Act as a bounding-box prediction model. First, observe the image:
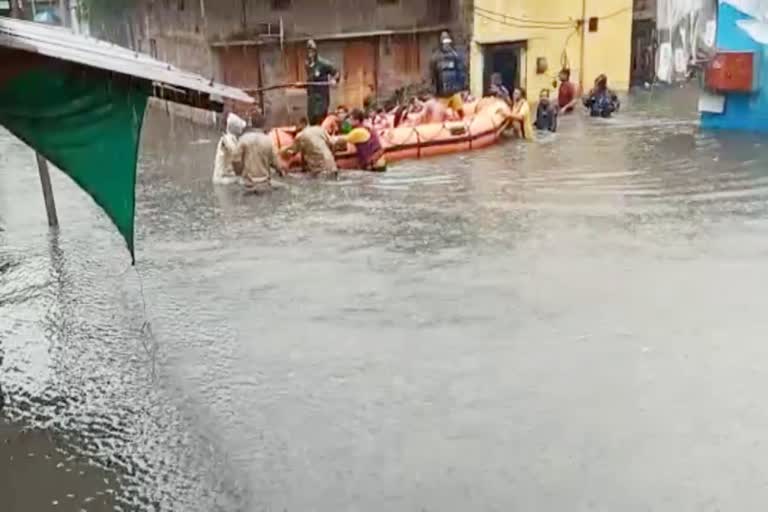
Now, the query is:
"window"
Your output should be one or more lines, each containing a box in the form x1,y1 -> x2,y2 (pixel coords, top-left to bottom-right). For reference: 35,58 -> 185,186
377,0 -> 399,4
271,0 -> 291,10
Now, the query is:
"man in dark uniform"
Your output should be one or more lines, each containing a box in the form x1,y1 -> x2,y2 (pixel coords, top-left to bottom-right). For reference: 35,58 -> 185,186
430,31 -> 467,119
305,39 -> 339,126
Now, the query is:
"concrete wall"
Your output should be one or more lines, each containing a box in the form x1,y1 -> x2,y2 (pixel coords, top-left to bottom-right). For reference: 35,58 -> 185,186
470,0 -> 632,97
582,0 -> 634,92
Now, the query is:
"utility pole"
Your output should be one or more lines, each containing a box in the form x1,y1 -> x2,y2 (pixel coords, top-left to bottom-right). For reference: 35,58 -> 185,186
10,0 -> 60,228
58,0 -> 69,28
69,0 -> 80,34
35,154 -> 59,228
10,0 -> 23,19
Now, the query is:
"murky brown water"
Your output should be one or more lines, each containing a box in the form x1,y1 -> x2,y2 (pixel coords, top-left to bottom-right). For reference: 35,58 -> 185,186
4,87 -> 768,511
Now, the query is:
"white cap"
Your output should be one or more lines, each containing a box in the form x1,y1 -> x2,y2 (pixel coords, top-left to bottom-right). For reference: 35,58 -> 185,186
226,113 -> 247,136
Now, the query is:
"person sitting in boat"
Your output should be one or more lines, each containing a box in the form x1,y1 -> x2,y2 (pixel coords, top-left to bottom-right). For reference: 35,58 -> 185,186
510,88 -> 534,141
461,91 -> 477,103
534,89 -> 558,133
488,73 -> 511,105
393,95 -> 428,127
370,107 -> 391,133
212,113 -> 246,184
281,117 -> 338,176
422,93 -> 449,124
237,111 -> 285,193
321,105 -> 352,136
336,108 -> 387,172
584,74 -> 620,118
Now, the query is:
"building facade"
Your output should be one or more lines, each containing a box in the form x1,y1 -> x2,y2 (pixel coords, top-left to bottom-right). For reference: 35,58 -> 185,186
470,0 -> 633,99
91,0 -> 470,125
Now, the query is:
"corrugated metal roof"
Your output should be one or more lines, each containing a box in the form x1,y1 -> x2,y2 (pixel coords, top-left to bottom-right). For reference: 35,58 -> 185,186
0,16 -> 254,104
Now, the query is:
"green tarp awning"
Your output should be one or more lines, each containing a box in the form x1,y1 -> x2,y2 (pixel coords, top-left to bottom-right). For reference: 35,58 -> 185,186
0,65 -> 150,262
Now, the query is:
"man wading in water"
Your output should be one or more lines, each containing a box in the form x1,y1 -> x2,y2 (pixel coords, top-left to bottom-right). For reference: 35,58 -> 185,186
236,112 -> 285,193
304,40 -> 339,126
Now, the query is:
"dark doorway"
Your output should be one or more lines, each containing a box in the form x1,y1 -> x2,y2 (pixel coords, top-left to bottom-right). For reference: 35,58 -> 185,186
482,43 -> 524,96
631,19 -> 657,85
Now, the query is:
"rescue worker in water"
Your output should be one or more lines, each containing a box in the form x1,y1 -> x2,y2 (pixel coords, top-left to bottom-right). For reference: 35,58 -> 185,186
430,31 -> 467,119
305,39 -> 339,126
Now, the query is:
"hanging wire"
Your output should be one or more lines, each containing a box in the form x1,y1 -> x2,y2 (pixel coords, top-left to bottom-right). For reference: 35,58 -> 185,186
475,11 -> 577,31
475,11 -> 576,30
475,5 -> 631,25
474,6 -> 575,27
560,26 -> 581,70
598,6 -> 632,20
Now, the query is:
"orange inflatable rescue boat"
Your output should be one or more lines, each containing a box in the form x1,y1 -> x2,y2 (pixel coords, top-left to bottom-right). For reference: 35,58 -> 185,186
270,97 -> 513,171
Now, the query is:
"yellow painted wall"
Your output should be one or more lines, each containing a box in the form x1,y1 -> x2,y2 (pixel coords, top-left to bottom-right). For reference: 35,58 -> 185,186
471,0 -> 633,98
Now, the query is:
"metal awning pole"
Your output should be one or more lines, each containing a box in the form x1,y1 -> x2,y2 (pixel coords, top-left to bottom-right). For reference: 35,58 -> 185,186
10,1 -> 59,228
35,153 -> 59,228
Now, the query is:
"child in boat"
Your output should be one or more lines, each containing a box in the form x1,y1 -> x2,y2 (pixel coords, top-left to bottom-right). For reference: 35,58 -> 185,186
213,113 -> 246,184
510,88 -> 534,141
488,73 -> 511,105
422,93 -> 449,124
337,108 -> 387,172
321,105 -> 352,135
370,107 -> 391,133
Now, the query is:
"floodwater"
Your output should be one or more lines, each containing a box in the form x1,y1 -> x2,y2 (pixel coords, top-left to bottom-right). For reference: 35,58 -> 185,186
3,87 -> 768,511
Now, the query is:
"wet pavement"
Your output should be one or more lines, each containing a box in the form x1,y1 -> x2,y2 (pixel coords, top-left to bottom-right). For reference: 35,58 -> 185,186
4,87 -> 768,511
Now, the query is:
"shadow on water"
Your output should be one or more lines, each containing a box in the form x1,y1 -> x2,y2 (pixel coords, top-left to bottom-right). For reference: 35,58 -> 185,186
5,86 -> 768,511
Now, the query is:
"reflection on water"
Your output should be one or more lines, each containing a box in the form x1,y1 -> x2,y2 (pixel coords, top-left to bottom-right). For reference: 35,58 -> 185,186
4,87 -> 768,510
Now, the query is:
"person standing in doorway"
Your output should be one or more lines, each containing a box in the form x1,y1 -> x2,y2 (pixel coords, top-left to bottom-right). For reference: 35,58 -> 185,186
305,39 -> 339,126
557,68 -> 580,114
488,72 -> 511,104
431,31 -> 467,119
